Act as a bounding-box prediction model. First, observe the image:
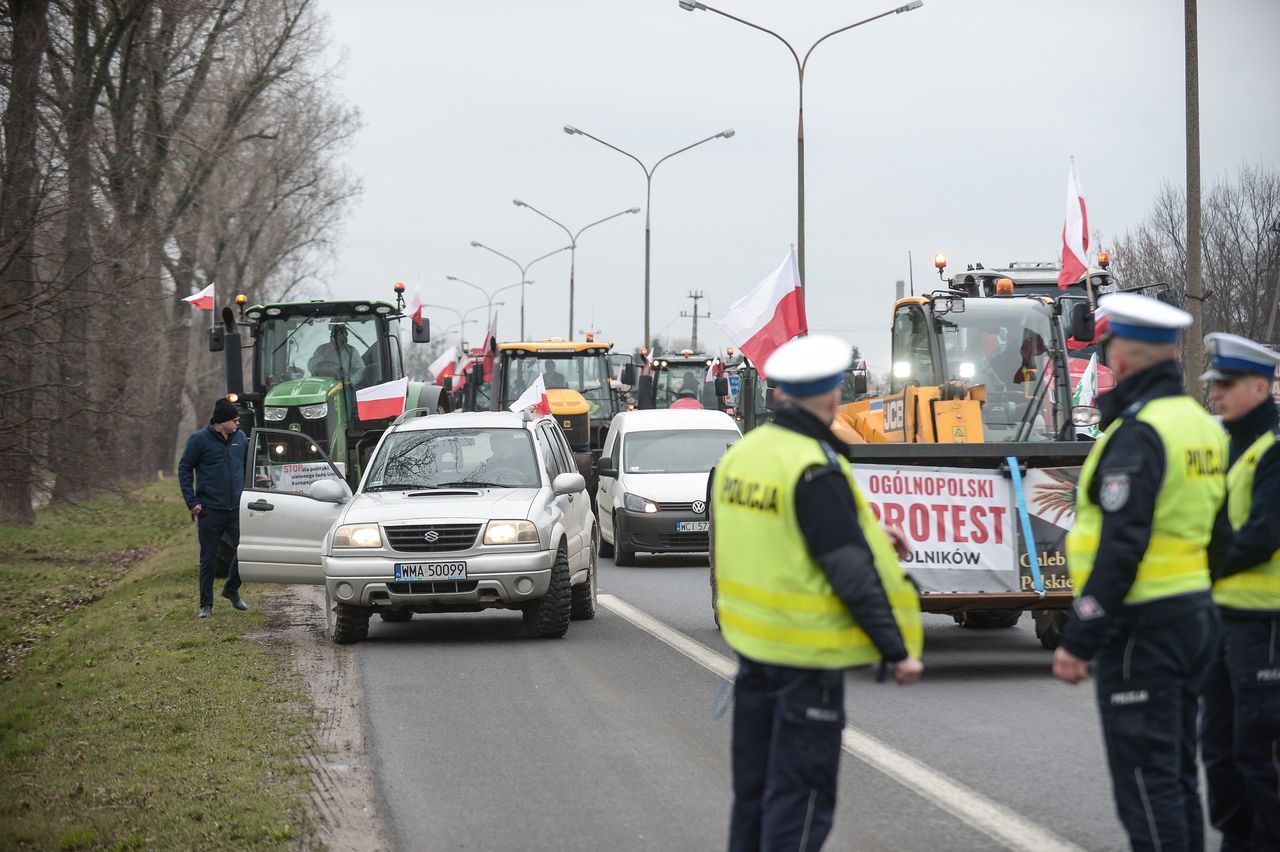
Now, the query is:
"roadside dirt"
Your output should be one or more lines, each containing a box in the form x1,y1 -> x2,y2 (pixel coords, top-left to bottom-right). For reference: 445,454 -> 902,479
255,585 -> 390,851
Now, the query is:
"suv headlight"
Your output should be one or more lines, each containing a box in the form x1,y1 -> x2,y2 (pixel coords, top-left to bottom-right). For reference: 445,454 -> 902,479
263,407 -> 287,421
483,520 -> 539,545
623,492 -> 658,514
333,524 -> 382,548
300,402 -> 328,420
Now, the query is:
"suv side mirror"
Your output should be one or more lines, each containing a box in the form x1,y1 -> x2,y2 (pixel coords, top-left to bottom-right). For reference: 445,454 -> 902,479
310,478 -> 350,503
208,325 -> 225,353
552,472 -> 586,495
1070,303 -> 1096,342
597,457 -> 618,478
411,318 -> 430,344
620,363 -> 637,387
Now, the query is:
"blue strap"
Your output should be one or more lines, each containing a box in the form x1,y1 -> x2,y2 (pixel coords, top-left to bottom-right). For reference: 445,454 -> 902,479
1007,456 -> 1045,596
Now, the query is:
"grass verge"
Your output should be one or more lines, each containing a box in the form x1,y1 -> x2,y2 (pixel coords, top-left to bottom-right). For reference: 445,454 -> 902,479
0,480 -> 313,849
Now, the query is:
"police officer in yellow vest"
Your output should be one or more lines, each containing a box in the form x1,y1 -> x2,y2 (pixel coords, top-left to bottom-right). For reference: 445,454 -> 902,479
713,335 -> 924,852
1199,332 -> 1280,851
1054,292 -> 1226,852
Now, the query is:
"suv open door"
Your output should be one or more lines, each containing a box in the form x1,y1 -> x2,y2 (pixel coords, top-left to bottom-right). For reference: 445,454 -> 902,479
238,428 -> 351,584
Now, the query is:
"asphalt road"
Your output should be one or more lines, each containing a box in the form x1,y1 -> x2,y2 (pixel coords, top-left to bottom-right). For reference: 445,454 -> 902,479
356,553 -> 1223,851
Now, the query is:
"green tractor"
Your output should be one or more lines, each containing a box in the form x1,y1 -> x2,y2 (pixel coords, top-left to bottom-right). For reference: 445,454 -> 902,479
210,288 -> 449,489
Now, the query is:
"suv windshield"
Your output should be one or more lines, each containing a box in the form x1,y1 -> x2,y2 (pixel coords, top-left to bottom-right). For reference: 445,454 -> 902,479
364,428 -> 540,489
260,313 -> 383,390
504,351 -> 613,413
623,429 -> 739,474
935,300 -> 1061,442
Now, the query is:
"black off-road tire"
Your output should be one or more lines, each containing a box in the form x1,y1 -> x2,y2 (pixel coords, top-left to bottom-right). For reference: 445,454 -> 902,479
571,533 -> 598,621
379,609 -> 413,623
958,610 -> 1022,630
1034,609 -> 1068,650
524,548 -> 572,638
613,514 -> 636,567
326,588 -> 370,644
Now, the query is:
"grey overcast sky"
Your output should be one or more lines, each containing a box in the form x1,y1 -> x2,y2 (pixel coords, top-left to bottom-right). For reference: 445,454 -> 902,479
318,0 -> 1280,372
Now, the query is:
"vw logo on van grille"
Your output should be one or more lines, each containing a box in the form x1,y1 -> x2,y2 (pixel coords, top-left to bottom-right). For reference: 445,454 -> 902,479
423,530 -> 440,543
692,500 -> 706,515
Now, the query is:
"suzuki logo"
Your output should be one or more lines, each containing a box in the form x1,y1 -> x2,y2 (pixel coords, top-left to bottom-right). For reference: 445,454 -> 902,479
423,530 -> 440,543
692,500 -> 706,515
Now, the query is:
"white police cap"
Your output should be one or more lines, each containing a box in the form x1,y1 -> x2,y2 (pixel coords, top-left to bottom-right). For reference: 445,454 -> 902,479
1096,291 -> 1191,343
1201,332 -> 1280,381
763,334 -> 853,396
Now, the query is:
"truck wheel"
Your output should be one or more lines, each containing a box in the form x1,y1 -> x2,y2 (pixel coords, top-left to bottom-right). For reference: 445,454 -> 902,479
1034,610 -> 1068,650
326,588 -> 370,644
613,514 -> 636,567
570,535 -> 598,621
958,610 -> 1022,630
379,609 -> 412,623
524,548 -> 571,638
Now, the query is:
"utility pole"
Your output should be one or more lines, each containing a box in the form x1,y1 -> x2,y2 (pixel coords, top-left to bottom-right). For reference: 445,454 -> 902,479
1183,0 -> 1206,389
681,290 -> 711,351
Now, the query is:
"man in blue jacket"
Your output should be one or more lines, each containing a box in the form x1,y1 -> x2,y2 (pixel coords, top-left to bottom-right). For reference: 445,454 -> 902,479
179,398 -> 249,618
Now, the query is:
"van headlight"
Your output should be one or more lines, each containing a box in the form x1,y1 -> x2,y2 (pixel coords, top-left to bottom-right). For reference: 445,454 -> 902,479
263,407 -> 287,421
333,524 -> 382,548
300,402 -> 328,420
623,492 -> 659,514
483,520 -> 539,545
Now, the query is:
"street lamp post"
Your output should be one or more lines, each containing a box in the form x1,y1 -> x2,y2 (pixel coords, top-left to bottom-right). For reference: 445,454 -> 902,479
444,275 -> 523,333
426,303 -> 487,349
511,200 -> 639,339
563,125 -> 734,349
469,242 -> 571,340
678,0 -> 923,289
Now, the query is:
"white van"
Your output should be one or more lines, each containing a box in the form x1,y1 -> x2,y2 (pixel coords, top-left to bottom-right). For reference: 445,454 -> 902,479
595,409 -> 741,566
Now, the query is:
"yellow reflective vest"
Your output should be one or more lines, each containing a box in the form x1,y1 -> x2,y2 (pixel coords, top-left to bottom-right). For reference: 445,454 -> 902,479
1066,396 -> 1226,604
1214,427 -> 1280,610
712,423 -> 923,668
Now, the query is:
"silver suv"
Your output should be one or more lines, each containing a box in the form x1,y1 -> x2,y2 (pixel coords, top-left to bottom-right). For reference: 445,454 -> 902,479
236,411 -> 598,643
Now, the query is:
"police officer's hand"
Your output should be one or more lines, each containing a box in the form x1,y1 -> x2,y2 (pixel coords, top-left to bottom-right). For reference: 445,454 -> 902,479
190,503 -> 203,520
894,657 -> 923,685
883,524 -> 912,560
1052,647 -> 1089,684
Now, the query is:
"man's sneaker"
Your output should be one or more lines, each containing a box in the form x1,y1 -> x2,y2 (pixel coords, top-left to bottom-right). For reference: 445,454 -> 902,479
199,606 -> 213,619
221,590 -> 248,611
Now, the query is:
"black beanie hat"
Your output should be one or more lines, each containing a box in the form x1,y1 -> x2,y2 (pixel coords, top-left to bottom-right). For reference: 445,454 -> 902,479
211,398 -> 240,424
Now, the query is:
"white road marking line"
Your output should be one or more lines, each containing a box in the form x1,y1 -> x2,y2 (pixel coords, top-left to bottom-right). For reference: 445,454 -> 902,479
598,593 -> 1085,852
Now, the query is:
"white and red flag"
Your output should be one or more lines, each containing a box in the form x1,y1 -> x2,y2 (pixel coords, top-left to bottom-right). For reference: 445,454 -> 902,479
715,246 -> 807,375
508,374 -> 551,415
481,310 -> 499,382
427,345 -> 458,384
183,283 -> 215,311
704,358 -> 724,384
356,376 -> 408,421
1057,159 -> 1090,290
404,283 -> 424,330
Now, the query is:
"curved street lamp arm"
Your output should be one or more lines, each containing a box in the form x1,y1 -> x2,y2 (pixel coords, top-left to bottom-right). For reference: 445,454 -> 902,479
526,245 -> 572,274
566,127 -> 652,178
652,132 -> 731,176
515,201 -> 574,244
445,276 -> 491,304
471,242 -> 523,275
801,7 -> 899,71
424,302 -> 464,323
490,281 -> 525,301
697,3 -> 801,76
574,207 -> 640,241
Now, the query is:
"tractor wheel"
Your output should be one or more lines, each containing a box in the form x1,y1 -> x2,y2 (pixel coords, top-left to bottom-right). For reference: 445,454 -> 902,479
1034,610 -> 1069,650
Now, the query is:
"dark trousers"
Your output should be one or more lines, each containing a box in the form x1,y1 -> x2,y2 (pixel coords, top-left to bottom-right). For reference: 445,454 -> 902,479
728,656 -> 845,852
1201,614 -> 1280,852
1093,606 -> 1217,852
197,508 -> 241,608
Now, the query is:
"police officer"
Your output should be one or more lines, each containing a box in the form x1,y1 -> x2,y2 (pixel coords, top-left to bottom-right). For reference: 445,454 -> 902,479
712,335 -> 924,852
1199,333 -> 1280,851
1053,292 -> 1227,852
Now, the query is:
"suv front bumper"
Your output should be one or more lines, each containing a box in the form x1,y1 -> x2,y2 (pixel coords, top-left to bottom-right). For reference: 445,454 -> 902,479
324,549 -> 555,609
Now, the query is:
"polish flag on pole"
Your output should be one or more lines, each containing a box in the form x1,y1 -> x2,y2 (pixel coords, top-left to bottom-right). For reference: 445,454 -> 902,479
1057,159 -> 1090,290
356,376 -> 408,421
427,345 -> 458,384
508,374 -> 551,415
704,358 -> 723,384
481,310 -> 499,382
404,284 -> 424,330
715,246 -> 807,375
183,283 -> 215,311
